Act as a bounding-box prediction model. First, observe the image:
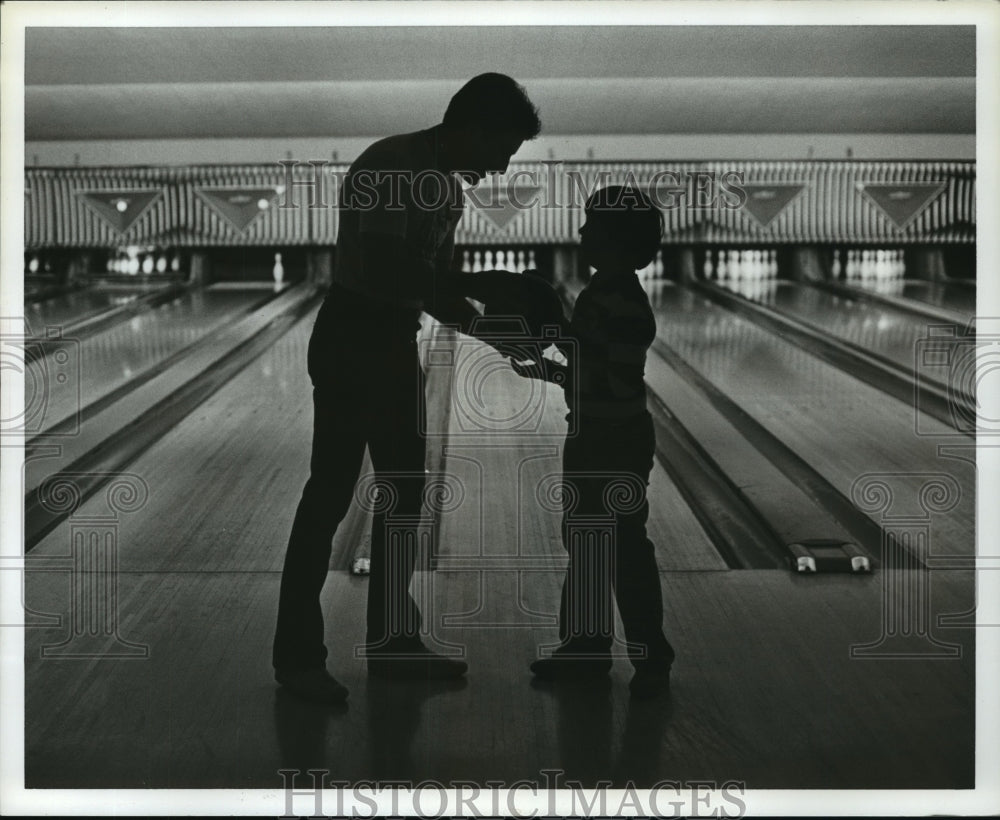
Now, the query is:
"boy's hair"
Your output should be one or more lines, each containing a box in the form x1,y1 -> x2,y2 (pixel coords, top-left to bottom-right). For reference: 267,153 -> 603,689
584,185 -> 664,270
443,73 -> 542,140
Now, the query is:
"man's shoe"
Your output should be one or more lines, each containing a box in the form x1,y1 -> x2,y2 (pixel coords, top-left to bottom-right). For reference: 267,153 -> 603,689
530,650 -> 612,681
367,641 -> 468,681
275,667 -> 349,704
628,663 -> 671,699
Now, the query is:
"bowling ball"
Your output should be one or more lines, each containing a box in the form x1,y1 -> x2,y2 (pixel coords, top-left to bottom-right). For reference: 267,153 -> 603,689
460,269 -> 566,342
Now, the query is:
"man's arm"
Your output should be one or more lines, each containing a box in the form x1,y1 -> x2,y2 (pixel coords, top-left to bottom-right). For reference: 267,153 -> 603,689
420,230 -> 484,333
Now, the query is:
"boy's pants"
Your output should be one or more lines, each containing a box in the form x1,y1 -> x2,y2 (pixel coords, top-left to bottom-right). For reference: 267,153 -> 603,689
272,289 -> 426,671
558,411 -> 675,668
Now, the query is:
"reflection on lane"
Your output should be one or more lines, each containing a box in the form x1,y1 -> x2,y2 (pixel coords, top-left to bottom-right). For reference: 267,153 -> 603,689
27,288 -> 271,433
24,286 -> 166,332
645,280 -> 974,556
899,280 -> 976,319
707,279 -> 963,380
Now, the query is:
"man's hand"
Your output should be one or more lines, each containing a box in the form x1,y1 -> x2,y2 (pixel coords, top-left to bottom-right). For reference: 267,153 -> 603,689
509,356 -> 568,387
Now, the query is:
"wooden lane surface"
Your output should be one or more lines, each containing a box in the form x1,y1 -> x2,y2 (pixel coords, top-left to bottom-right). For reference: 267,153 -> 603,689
22,303 -> 973,791
24,284 -> 153,331
26,287 -> 269,438
765,281 -> 958,375
646,349 -> 859,548
24,567 -> 973,788
649,283 -> 974,558
26,305 -> 372,573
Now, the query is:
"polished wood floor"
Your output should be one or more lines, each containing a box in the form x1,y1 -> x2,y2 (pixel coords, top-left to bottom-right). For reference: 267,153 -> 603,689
23,307 -> 976,790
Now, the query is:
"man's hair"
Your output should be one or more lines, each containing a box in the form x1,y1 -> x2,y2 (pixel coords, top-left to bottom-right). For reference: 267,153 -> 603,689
443,73 -> 542,139
584,185 -> 664,270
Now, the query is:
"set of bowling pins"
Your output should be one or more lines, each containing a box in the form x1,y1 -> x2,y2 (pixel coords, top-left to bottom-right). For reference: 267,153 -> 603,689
835,249 -> 906,283
106,248 -> 181,275
272,252 -> 284,286
704,249 -> 778,283
461,248 -> 536,274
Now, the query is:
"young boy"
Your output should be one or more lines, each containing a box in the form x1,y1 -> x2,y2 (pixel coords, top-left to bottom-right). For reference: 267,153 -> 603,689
512,185 -> 675,699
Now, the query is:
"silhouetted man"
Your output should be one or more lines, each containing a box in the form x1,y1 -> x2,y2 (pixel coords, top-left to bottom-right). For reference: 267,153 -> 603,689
273,73 -> 541,703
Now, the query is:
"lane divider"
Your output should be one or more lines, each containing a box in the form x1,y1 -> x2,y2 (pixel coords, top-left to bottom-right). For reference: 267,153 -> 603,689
644,386 -> 787,569
694,280 -> 973,436
25,283 -> 191,362
27,286 -> 287,443
650,334 -> 907,569
24,287 -> 323,550
811,279 -> 971,329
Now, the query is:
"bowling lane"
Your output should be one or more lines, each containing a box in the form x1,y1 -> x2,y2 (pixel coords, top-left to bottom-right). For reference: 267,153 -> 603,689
731,280 -> 957,377
27,285 -> 275,435
897,280 -> 976,318
27,304 -> 318,571
648,282 -> 974,557
22,295 -> 973,791
24,284 -> 169,332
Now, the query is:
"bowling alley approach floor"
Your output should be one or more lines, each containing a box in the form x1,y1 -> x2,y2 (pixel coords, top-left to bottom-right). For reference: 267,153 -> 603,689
21,303 -> 976,791
23,566 -> 974,789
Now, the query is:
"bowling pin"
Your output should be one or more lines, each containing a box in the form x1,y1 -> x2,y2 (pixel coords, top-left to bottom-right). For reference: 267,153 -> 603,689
654,249 -> 665,279
171,254 -> 181,272
461,250 -> 472,273
273,252 -> 284,286
472,250 -> 483,273
717,250 -> 728,281
142,254 -> 154,274
703,251 -> 714,280
496,249 -> 506,270
484,250 -> 494,271
768,249 -> 778,279
516,250 -> 526,272
527,249 -> 537,270
156,254 -> 167,273
831,249 -> 842,280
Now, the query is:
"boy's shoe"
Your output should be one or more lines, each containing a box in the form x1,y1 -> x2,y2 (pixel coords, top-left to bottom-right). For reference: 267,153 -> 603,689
366,639 -> 468,681
275,667 -> 349,704
530,647 -> 612,680
628,662 -> 671,699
